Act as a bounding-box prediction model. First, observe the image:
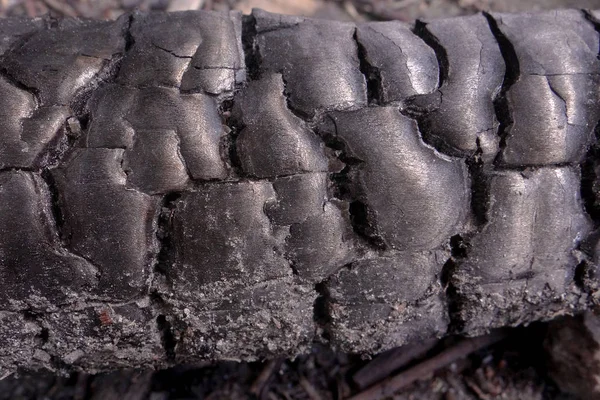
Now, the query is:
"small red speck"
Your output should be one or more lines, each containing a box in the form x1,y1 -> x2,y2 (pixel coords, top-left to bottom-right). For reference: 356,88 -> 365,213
98,309 -> 113,326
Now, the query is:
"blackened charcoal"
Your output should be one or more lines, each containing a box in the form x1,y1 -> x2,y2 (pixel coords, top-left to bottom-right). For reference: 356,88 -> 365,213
267,173 -> 358,282
0,9 -> 597,372
118,10 -> 245,93
0,18 -> 44,55
457,167 -> 592,332
166,182 -> 315,359
0,171 -> 97,309
1,17 -> 127,106
320,107 -> 469,251
409,15 -> 505,160
493,10 -> 600,166
86,84 -> 228,190
355,21 -> 438,103
253,9 -> 367,117
171,181 -> 289,288
0,76 -> 70,169
233,73 -> 329,178
328,252 -> 448,353
53,149 -> 158,301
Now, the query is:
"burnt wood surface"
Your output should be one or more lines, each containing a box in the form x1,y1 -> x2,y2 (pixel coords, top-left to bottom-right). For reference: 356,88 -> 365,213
0,8 -> 599,374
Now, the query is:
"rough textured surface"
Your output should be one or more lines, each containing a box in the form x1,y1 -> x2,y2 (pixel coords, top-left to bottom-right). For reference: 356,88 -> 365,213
86,84 -> 228,185
354,20 -> 439,103
328,252 -> 449,353
456,167 -> 592,333
253,9 -> 367,117
0,8 -> 599,374
407,14 -> 505,160
318,107 -> 469,251
233,73 -> 329,177
117,10 -> 245,94
494,10 -> 600,166
53,148 -> 158,301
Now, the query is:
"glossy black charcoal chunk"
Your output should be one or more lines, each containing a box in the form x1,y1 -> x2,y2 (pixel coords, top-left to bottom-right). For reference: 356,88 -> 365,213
0,9 -> 597,372
494,10 -> 600,165
408,14 -> 505,160
355,21 -> 439,103
53,149 -> 158,301
253,9 -> 367,117
118,10 -> 245,93
320,107 -> 469,251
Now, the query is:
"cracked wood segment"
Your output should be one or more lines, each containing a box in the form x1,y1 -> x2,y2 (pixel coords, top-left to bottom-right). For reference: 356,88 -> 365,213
53,149 -> 158,301
0,78 -> 71,169
265,173 -> 359,283
355,21 -> 438,103
172,181 -> 289,288
0,171 -> 98,309
456,167 -> 592,333
253,9 -> 367,117
166,182 -> 314,360
493,10 -> 600,166
0,17 -> 127,169
319,107 -> 469,251
86,84 -> 228,185
233,73 -> 329,178
172,278 -> 315,362
328,251 -> 449,353
118,10 -> 245,93
0,18 -> 44,55
122,129 -> 189,194
1,17 -> 127,106
407,14 -> 504,160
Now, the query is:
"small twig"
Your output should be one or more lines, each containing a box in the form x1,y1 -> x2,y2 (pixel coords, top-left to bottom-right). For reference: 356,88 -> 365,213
464,377 -> 492,400
43,0 -> 77,17
0,371 -> 13,381
300,376 -> 323,400
347,331 -> 508,400
389,0 -> 421,10
353,338 -> 438,390
250,359 -> 282,398
342,1 -> 361,21
24,0 -> 38,17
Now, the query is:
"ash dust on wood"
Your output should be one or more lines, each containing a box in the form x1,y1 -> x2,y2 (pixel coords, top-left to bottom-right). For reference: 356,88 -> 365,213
0,322 -> 575,399
0,1 -> 598,400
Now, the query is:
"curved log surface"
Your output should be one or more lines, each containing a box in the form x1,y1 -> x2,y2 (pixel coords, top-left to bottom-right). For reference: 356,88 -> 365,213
0,8 -> 599,373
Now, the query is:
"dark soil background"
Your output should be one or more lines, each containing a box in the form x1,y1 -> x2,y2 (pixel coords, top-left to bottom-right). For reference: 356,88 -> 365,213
1,1 -> 600,399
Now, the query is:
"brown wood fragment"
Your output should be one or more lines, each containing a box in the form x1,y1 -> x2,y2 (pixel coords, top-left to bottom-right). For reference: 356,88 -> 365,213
43,0 -> 77,16
250,359 -> 281,398
299,376 -> 323,400
352,338 -> 438,390
348,331 -> 507,400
